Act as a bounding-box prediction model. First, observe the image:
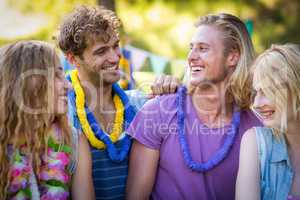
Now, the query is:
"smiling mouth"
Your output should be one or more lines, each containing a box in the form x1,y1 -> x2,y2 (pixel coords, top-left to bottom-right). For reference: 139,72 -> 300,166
258,110 -> 275,120
191,66 -> 205,73
103,65 -> 118,71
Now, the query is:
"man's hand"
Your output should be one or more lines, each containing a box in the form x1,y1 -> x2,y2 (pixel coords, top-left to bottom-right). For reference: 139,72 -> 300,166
148,75 -> 181,98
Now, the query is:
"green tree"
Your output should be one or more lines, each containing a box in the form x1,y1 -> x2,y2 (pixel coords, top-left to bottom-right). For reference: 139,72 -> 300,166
98,0 -> 116,11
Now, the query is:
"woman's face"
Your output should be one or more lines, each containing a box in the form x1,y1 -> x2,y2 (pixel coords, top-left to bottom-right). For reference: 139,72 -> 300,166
53,65 -> 70,115
252,87 -> 281,128
252,81 -> 295,131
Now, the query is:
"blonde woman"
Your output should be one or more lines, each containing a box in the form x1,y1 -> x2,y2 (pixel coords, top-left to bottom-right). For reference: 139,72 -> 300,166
236,44 -> 300,200
0,41 -> 94,200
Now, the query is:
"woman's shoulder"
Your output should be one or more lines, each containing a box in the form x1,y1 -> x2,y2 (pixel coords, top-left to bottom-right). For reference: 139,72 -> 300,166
254,127 -> 274,143
242,127 -> 273,145
251,127 -> 277,161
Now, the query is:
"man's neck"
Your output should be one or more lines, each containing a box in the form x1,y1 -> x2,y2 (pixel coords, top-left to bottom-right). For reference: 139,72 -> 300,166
191,82 -> 233,127
77,71 -> 114,112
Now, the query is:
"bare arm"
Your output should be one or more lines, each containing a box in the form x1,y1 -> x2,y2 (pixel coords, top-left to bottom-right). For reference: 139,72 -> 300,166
235,128 -> 260,200
72,134 -> 95,200
126,140 -> 160,200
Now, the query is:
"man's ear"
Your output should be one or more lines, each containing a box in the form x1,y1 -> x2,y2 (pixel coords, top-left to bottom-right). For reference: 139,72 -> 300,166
66,53 -> 80,67
226,49 -> 240,68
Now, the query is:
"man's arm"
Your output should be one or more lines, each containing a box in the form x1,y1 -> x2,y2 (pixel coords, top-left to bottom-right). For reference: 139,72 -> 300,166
72,134 -> 95,200
126,140 -> 160,200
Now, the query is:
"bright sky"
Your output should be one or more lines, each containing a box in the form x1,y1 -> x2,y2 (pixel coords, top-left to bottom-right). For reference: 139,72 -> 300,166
0,0 -> 48,39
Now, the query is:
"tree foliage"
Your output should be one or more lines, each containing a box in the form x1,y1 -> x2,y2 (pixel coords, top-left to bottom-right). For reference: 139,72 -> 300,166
1,0 -> 299,57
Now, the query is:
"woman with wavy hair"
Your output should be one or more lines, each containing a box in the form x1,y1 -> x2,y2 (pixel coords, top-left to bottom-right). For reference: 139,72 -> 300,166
236,44 -> 300,200
0,40 -> 94,200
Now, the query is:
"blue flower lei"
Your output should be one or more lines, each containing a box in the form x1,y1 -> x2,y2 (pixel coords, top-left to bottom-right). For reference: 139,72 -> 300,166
176,86 -> 241,172
68,80 -> 136,163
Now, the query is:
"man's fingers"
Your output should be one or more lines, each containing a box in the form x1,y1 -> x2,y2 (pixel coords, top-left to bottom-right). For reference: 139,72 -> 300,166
169,77 -> 181,93
151,75 -> 163,95
162,75 -> 172,94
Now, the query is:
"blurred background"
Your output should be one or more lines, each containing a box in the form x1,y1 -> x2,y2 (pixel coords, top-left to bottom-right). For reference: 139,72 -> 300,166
1,0 -> 299,90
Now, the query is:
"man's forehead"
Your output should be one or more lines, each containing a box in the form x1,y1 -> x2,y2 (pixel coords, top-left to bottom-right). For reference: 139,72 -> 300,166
87,34 -> 119,48
191,25 -> 222,45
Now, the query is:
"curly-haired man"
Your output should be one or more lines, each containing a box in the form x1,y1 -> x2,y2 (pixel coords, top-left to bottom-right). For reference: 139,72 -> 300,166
58,5 -> 179,200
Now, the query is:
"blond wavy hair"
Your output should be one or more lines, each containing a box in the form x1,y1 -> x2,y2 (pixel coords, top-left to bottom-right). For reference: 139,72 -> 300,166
188,13 -> 255,109
0,41 -> 71,199
252,44 -> 300,136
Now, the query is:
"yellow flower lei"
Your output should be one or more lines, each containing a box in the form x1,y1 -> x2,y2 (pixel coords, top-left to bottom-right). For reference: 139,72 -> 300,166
70,70 -> 124,149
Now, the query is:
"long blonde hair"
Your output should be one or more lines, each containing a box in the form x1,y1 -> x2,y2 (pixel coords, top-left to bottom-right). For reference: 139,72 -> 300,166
252,44 -> 300,136
0,40 -> 71,199
191,13 -> 255,109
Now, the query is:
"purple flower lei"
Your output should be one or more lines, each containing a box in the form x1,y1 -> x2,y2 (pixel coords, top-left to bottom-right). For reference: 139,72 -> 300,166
176,86 -> 241,172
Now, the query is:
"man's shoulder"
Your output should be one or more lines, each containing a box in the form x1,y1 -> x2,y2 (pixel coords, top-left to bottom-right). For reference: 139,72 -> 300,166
125,89 -> 145,100
125,89 -> 147,110
240,109 -> 262,127
137,93 -> 178,115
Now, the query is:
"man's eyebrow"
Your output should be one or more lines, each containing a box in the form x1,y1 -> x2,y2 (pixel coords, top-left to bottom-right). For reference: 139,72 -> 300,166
93,46 -> 108,55
196,42 -> 209,46
190,42 -> 209,47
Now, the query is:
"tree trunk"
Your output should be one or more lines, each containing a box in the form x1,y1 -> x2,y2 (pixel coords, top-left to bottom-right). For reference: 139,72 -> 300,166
97,0 -> 116,11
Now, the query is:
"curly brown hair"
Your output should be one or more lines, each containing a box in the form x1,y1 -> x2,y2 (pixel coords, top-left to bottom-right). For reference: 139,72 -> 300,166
58,5 -> 121,57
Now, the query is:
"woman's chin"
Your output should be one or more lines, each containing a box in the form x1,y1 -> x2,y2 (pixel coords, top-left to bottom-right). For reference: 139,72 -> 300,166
54,106 -> 68,115
262,119 -> 279,129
